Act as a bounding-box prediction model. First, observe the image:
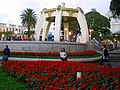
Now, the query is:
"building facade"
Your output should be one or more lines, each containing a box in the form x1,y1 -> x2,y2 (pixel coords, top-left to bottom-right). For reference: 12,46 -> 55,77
0,23 -> 27,34
0,23 -> 27,40
106,11 -> 120,33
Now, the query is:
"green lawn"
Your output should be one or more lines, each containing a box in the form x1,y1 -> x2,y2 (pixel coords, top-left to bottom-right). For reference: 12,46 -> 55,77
0,65 -> 27,90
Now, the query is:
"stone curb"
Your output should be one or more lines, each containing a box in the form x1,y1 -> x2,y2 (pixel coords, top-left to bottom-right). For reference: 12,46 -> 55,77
0,56 -> 102,62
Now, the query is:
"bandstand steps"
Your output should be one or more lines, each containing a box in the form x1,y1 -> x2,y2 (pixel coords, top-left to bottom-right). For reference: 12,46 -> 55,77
109,51 -> 120,62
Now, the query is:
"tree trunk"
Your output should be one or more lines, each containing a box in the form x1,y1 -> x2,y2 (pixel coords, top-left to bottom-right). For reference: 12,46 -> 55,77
28,27 -> 30,38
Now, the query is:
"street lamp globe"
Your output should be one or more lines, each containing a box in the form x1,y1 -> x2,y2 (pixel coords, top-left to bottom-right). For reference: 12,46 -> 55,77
2,34 -> 5,37
68,31 -> 72,36
89,28 -> 94,41
14,30 -> 18,34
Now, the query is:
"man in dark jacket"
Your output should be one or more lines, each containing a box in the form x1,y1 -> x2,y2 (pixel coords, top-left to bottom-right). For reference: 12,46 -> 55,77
2,45 -> 10,62
100,45 -> 112,68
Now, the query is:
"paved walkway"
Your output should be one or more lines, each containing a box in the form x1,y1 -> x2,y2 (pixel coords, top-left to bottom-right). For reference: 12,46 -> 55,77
90,61 -> 120,68
0,56 -> 101,62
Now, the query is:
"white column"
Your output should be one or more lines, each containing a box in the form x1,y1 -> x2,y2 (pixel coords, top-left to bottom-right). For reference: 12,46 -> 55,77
76,8 -> 89,43
42,22 -> 51,41
54,5 -> 62,42
64,23 -> 69,41
35,9 -> 47,41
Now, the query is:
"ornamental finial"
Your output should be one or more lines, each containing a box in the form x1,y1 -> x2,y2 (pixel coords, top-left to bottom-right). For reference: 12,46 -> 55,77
62,3 -> 65,8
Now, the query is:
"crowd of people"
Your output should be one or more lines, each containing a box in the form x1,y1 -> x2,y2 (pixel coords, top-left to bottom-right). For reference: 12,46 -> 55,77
7,36 -> 26,41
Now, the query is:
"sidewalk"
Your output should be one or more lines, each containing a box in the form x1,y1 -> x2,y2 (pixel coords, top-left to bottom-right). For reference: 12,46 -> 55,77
0,56 -> 102,62
0,56 -> 120,68
90,61 -> 120,68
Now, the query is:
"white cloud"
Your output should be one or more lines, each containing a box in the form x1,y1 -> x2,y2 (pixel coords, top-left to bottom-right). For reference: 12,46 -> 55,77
0,0 -> 111,25
0,0 -> 24,25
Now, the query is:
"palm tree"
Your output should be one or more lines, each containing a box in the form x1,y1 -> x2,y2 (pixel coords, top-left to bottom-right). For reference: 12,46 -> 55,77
20,8 -> 38,38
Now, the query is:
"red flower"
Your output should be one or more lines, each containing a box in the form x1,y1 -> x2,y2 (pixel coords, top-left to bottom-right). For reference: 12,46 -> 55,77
80,84 -> 87,89
1,60 -> 120,89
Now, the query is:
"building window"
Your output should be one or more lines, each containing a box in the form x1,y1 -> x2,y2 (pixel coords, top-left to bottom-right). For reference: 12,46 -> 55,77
13,28 -> 14,32
19,29 -> 20,33
7,28 -> 8,31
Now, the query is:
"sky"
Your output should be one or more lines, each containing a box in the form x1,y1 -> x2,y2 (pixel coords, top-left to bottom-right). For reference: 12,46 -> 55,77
0,0 -> 111,25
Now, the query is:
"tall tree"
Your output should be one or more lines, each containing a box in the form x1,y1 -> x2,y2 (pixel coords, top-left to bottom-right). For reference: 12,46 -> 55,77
85,11 -> 111,41
20,8 -> 37,38
110,0 -> 120,17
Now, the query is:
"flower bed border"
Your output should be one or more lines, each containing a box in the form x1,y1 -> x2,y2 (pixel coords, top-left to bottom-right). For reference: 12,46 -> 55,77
0,50 -> 97,56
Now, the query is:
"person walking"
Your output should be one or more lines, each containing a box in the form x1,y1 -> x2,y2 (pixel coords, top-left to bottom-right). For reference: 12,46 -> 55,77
100,45 -> 112,68
60,48 -> 67,61
2,45 -> 10,62
114,40 -> 118,51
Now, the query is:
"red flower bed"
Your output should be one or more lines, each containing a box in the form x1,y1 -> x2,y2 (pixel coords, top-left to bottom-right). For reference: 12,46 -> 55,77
2,60 -> 120,89
0,50 -> 96,56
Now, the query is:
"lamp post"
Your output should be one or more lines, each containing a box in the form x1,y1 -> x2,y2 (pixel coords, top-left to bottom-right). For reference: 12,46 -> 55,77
14,30 -> 18,35
73,35 -> 76,42
64,27 -> 67,41
14,30 -> 18,40
68,31 -> 72,42
68,31 -> 72,36
2,34 -> 5,41
89,29 -> 93,42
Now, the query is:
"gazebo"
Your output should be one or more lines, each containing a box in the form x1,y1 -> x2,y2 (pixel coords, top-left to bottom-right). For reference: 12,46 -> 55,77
35,3 -> 89,43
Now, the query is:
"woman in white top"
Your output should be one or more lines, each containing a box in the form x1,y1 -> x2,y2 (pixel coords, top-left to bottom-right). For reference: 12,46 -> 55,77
60,48 -> 67,61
